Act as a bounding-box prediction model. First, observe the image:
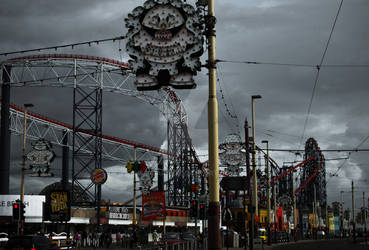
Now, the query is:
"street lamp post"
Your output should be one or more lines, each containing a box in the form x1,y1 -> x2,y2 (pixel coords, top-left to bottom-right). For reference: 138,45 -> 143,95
133,147 -> 137,241
20,103 -> 33,235
340,191 -> 344,237
251,95 -> 261,232
207,0 -> 221,249
262,140 -> 271,245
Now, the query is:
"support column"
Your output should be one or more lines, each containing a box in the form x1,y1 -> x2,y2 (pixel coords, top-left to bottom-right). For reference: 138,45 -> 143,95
207,0 -> 220,248
0,65 -> 11,194
62,130 -> 69,190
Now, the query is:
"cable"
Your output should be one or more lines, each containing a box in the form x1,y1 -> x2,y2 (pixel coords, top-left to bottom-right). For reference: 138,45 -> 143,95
258,148 -> 369,152
0,35 -> 126,57
299,0 -> 344,147
216,65 -> 240,134
217,59 -> 369,68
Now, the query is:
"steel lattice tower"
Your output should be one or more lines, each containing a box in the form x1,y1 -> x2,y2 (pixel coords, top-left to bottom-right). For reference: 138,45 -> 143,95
72,62 -> 103,209
167,121 -> 200,207
297,138 -> 326,211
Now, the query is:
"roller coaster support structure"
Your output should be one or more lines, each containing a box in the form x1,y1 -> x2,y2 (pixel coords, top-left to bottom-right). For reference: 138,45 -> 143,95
0,65 -> 11,194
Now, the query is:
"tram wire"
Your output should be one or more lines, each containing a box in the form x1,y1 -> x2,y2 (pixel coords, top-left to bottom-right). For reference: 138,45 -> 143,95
298,0 -> 344,150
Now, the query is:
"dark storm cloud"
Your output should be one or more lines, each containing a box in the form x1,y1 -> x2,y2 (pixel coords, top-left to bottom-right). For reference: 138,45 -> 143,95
1,0 -> 369,207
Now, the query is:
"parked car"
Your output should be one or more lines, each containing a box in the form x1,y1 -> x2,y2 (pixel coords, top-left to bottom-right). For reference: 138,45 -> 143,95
181,232 -> 196,242
160,232 -> 183,245
257,228 -> 266,242
5,234 -> 58,250
47,232 -> 72,250
0,232 -> 9,247
272,231 -> 289,243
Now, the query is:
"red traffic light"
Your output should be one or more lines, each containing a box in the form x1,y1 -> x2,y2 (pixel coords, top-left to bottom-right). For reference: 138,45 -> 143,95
200,204 -> 204,208
14,204 -> 18,209
192,201 -> 197,206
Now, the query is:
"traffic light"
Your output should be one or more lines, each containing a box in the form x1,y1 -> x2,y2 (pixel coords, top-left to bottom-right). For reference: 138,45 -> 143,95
20,202 -> 26,220
12,200 -> 20,221
199,203 -> 206,220
190,200 -> 198,218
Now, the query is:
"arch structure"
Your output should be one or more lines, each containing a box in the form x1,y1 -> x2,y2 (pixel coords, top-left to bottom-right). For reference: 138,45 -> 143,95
297,138 -> 326,211
0,54 -> 202,206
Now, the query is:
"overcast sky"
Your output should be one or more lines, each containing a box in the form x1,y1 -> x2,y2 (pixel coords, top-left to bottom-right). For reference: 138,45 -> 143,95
1,0 -> 369,211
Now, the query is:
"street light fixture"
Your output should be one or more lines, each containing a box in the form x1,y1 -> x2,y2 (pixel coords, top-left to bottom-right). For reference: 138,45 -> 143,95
20,103 -> 33,235
261,140 -> 271,245
251,95 -> 262,227
340,191 -> 344,236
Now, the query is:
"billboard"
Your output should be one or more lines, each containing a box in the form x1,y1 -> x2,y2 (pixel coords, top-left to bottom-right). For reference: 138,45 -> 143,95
0,195 -> 45,217
142,191 -> 165,220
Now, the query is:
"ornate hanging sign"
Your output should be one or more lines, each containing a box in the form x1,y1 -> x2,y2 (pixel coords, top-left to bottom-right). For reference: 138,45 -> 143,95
125,0 -> 204,90
26,139 -> 55,177
138,167 -> 155,194
219,134 -> 246,176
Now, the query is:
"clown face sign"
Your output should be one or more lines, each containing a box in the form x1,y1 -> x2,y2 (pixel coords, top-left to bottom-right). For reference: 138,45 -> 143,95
125,0 -> 204,90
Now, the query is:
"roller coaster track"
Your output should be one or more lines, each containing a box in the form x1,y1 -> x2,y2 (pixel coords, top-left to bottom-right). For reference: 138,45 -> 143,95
2,100 -> 168,162
1,54 -> 202,205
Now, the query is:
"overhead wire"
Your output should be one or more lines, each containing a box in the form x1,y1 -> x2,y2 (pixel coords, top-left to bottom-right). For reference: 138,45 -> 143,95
216,64 -> 240,135
299,0 -> 344,147
216,60 -> 369,68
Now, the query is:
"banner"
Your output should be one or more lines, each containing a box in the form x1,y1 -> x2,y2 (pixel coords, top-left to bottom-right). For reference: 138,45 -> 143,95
142,191 -> 165,220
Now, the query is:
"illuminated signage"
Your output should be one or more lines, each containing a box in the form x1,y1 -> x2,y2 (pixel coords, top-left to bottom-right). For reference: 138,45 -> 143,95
91,168 -> 108,185
45,190 -> 71,222
142,191 -> 165,220
125,0 -> 204,90
26,139 -> 55,177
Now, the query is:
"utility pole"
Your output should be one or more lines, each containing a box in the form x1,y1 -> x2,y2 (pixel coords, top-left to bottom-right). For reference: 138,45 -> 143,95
206,0 -> 221,248
352,180 -> 356,243
364,192 -> 367,244
313,184 -> 316,239
133,147 -> 137,227
292,170 -> 297,241
262,140 -> 271,245
326,204 -> 328,239
20,103 -> 33,235
273,184 -> 277,243
340,191 -> 344,238
245,120 -> 253,250
251,95 -> 261,221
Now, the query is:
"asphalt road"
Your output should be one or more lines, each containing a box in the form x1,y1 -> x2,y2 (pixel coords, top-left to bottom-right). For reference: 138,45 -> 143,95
269,239 -> 369,250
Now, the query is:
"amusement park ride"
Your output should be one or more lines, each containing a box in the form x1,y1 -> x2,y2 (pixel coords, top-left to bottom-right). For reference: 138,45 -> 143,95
0,0 -> 328,243
0,53 -> 327,224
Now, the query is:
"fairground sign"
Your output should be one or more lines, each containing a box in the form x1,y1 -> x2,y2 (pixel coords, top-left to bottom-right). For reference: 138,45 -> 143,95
125,0 -> 204,90
142,191 -> 165,220
44,190 -> 71,222
26,139 -> 55,177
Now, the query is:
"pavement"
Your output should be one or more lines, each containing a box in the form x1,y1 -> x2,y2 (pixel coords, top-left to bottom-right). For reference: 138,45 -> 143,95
76,239 -> 369,250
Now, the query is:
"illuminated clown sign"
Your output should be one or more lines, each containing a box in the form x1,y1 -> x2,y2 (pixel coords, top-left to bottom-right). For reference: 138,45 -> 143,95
125,0 -> 204,90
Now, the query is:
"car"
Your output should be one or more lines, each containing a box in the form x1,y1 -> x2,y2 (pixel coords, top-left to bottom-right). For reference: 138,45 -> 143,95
5,234 -> 58,250
257,228 -> 266,242
181,232 -> 197,242
160,232 -> 183,245
47,232 -> 72,250
275,231 -> 289,243
181,232 -> 196,241
0,232 -> 9,247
